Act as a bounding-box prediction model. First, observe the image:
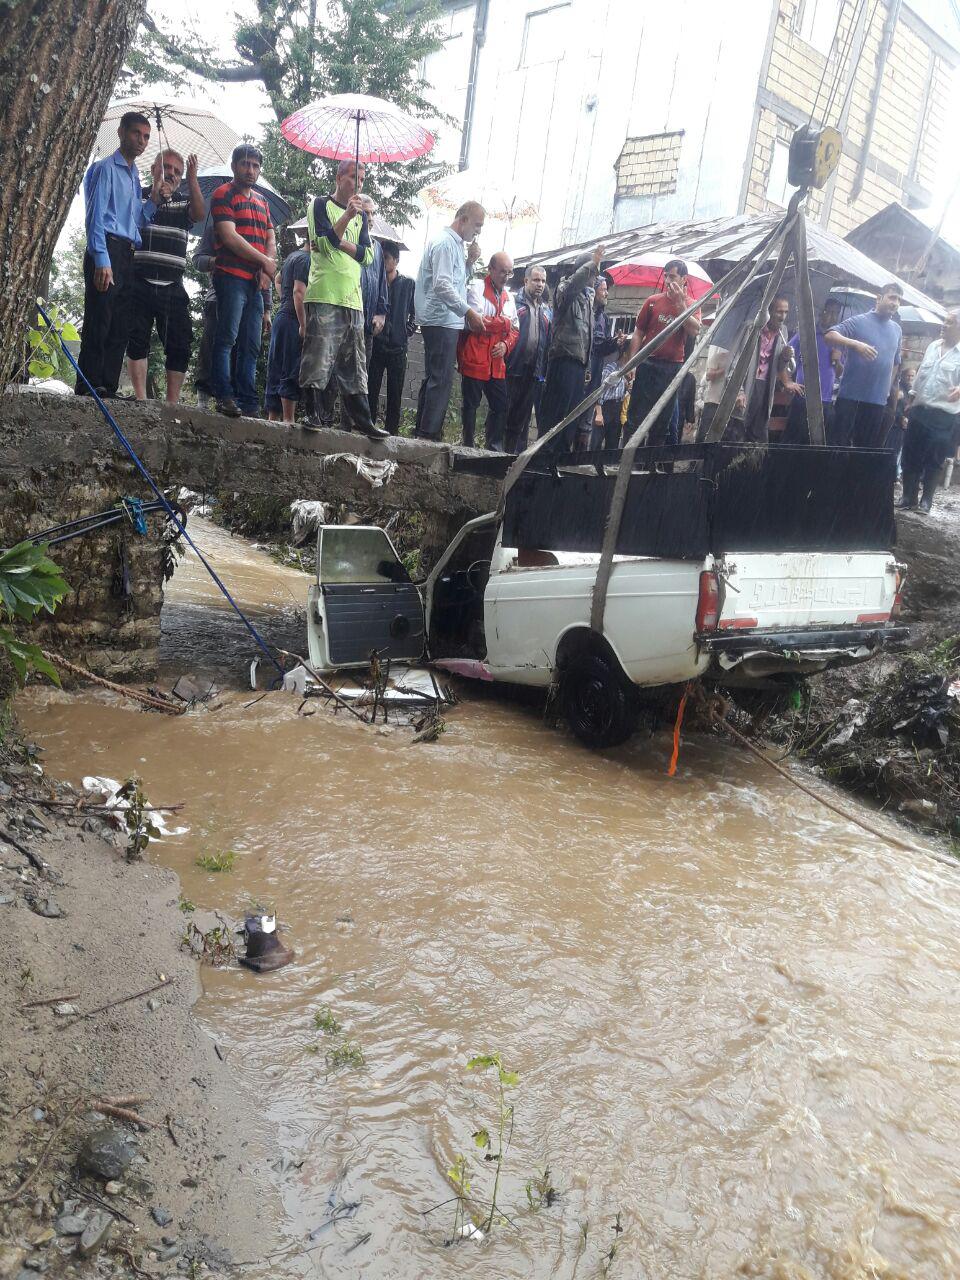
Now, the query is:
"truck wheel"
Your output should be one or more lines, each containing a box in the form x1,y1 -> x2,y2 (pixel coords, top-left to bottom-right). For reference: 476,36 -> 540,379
561,654 -> 637,749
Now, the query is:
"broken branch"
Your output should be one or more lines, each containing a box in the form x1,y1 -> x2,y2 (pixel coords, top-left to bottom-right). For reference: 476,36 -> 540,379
63,977 -> 174,1028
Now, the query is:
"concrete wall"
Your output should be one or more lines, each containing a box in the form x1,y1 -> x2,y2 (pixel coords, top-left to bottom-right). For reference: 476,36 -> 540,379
0,390 -> 501,679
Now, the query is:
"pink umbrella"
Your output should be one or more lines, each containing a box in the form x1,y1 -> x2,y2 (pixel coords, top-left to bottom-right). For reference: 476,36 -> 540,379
280,93 -> 434,183
607,251 -> 713,301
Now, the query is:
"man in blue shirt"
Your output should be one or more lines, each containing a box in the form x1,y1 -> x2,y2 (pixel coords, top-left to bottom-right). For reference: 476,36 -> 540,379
825,284 -> 903,448
76,111 -> 170,399
414,201 -> 486,440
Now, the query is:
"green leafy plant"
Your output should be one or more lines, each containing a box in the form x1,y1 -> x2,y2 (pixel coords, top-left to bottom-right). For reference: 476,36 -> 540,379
0,541 -> 68,686
26,304 -> 79,382
464,1053 -> 519,1233
117,777 -> 162,862
525,1165 -> 558,1211
195,849 -> 237,873
445,1153 -> 473,1243
180,920 -> 237,966
178,896 -> 195,913
313,1005 -> 342,1035
326,1040 -> 364,1070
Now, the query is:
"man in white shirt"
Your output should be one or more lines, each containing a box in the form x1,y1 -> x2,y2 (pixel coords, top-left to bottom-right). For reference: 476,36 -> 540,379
900,309 -> 960,513
414,201 -> 486,440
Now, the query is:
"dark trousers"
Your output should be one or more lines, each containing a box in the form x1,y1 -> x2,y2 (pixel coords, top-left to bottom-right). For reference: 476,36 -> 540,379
461,375 -> 509,450
505,367 -> 543,454
902,405 -> 957,474
415,326 -> 460,440
832,398 -> 887,449
781,395 -> 835,444
76,237 -> 135,396
627,360 -> 681,445
696,400 -> 746,442
368,344 -> 407,434
590,399 -> 623,451
539,356 -> 587,450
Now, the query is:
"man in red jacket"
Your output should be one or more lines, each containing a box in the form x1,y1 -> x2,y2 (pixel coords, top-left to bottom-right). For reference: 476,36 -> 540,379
458,251 -> 519,450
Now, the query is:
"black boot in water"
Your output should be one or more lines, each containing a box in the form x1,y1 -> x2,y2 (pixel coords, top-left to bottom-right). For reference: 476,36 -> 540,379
898,472 -> 920,509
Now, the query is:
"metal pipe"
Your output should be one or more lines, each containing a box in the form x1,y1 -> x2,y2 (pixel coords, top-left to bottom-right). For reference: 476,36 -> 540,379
459,0 -> 490,172
850,0 -> 902,202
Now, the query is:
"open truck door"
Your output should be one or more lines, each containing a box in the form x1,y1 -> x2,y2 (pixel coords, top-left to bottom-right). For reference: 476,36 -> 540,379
307,525 -> 424,673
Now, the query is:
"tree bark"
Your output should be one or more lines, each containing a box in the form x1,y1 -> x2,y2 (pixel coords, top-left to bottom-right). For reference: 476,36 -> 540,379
0,0 -> 145,388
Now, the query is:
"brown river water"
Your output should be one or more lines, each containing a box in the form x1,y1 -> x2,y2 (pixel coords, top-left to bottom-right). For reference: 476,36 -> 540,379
16,519 -> 960,1279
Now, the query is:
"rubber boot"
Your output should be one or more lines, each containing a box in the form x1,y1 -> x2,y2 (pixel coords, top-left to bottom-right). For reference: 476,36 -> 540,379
898,471 -> 920,510
342,392 -> 389,439
919,466 -> 939,514
240,913 -> 294,973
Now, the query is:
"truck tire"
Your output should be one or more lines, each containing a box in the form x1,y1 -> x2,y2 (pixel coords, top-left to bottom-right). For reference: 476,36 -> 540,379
561,653 -> 637,749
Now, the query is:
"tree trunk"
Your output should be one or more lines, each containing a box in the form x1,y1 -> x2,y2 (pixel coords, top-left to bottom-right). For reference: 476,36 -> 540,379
0,0 -> 145,388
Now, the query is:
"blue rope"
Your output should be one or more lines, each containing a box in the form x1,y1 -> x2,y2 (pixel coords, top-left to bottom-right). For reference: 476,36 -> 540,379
38,303 -> 285,676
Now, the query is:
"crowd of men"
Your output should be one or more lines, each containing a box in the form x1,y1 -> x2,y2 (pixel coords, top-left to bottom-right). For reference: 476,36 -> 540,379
76,112 -> 960,511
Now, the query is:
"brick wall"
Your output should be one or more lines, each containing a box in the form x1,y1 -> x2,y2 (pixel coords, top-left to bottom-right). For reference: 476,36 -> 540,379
744,0 -> 955,236
615,132 -> 685,199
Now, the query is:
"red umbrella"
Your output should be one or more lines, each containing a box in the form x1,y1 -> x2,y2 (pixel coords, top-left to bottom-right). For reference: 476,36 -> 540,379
280,93 -> 434,184
607,251 -> 713,300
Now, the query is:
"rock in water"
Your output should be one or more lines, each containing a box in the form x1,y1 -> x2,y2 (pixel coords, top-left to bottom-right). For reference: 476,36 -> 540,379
78,1128 -> 135,1181
77,1212 -> 114,1257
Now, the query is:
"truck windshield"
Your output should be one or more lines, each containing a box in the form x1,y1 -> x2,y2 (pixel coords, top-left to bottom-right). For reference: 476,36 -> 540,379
318,528 -> 407,585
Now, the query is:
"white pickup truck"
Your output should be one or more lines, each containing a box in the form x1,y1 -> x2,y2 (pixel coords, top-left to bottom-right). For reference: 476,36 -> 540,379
307,444 -> 907,747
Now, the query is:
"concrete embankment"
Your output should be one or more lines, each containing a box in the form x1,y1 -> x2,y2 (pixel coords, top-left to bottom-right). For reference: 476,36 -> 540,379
0,389 -> 500,680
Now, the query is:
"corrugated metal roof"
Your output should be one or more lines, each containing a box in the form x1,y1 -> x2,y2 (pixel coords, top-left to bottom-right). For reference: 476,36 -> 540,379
515,211 -> 945,313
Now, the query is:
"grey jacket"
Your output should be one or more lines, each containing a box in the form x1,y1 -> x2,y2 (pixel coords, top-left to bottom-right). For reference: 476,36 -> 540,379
547,257 -> 596,366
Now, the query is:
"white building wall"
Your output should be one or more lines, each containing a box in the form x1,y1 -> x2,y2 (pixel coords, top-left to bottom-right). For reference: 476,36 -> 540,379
410,0 -> 773,267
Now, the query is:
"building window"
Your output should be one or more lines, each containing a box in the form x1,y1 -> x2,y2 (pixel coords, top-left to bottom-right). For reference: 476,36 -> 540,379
520,4 -> 571,67
615,131 -> 684,199
766,138 -> 792,207
796,0 -> 841,56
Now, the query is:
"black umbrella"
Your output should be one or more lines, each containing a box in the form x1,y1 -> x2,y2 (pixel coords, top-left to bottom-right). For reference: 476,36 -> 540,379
185,166 -> 293,235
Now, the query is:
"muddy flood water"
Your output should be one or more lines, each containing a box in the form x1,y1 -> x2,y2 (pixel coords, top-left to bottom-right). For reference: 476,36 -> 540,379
16,518 -> 960,1278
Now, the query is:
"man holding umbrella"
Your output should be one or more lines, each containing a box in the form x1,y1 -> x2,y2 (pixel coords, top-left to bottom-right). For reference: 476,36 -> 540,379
299,160 -> 388,438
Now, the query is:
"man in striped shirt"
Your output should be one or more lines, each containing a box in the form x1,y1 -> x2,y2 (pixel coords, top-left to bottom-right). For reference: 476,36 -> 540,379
210,144 -> 277,418
127,149 -> 205,403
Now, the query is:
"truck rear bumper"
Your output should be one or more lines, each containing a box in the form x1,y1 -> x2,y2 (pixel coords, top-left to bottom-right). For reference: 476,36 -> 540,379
698,624 -> 909,681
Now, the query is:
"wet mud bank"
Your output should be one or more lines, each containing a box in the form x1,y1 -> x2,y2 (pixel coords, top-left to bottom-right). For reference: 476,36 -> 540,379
0,735 -> 277,1279
765,490 -> 960,839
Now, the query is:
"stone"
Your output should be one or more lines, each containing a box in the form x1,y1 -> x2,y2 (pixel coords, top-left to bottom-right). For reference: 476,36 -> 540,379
30,897 -> 61,919
31,1108 -> 45,1122
0,1246 -> 26,1278
0,780 -> 12,798
150,1207 -> 173,1228
157,1245 -> 180,1262
78,1127 -> 135,1181
146,997 -> 160,1012
0,894 -> 14,906
53,1004 -> 77,1017
54,1216 -> 87,1237
103,1181 -> 122,1195
21,1261 -> 43,1273
28,1231 -> 52,1247
77,1212 -> 114,1257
